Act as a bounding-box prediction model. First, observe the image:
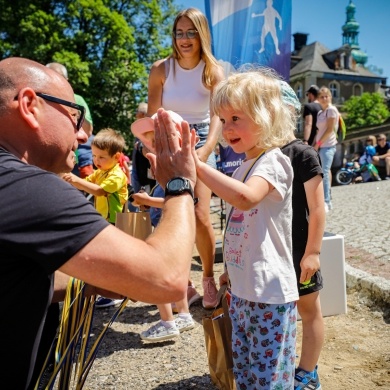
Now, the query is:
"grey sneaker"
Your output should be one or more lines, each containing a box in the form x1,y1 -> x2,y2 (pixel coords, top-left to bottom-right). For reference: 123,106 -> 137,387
140,321 -> 180,342
175,316 -> 195,333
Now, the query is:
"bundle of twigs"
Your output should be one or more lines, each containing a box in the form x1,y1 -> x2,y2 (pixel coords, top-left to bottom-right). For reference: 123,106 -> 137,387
34,278 -> 128,390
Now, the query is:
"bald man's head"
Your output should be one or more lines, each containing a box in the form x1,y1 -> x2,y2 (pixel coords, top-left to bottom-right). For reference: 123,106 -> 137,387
46,62 -> 69,80
0,57 -> 72,114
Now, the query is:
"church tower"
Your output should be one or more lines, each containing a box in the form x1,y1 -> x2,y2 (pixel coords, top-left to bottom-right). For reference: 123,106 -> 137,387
342,0 -> 367,65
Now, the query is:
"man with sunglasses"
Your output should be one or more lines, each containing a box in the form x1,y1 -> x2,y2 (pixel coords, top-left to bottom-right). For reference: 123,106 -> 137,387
46,62 -> 95,179
0,57 -> 197,390
373,133 -> 390,180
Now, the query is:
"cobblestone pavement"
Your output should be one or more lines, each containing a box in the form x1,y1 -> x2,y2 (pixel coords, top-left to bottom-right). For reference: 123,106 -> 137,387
210,179 -> 390,307
326,180 -> 390,268
211,180 -> 390,266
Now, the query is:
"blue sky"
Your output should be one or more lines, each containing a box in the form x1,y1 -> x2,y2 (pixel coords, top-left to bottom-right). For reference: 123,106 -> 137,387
176,0 -> 390,82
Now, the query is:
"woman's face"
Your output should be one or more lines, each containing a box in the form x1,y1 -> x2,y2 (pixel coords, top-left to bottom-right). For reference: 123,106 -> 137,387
174,16 -> 201,59
318,92 -> 331,109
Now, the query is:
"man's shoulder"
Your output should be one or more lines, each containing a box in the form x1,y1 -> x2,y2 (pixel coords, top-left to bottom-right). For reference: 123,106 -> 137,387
303,102 -> 321,116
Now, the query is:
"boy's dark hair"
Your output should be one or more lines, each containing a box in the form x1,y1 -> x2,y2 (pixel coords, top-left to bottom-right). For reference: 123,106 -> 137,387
92,128 -> 125,156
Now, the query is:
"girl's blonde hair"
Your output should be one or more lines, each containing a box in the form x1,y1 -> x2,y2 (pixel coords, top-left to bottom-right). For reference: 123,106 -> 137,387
171,8 -> 220,88
211,67 -> 296,149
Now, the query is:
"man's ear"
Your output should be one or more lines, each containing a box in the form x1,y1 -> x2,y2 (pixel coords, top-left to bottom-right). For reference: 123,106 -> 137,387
17,88 -> 40,129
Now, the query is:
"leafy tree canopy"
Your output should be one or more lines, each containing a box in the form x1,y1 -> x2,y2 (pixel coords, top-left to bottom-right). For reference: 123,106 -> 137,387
342,92 -> 390,129
0,0 -> 178,149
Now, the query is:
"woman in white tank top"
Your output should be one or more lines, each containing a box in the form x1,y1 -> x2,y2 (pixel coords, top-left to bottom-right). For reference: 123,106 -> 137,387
147,8 -> 225,318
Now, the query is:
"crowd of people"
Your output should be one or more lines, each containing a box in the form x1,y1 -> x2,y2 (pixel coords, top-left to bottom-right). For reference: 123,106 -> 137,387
4,5 -> 390,390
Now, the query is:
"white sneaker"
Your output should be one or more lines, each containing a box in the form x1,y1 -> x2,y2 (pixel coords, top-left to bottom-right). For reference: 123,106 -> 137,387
95,297 -> 123,309
175,316 -> 195,333
324,203 -> 329,213
140,321 -> 179,342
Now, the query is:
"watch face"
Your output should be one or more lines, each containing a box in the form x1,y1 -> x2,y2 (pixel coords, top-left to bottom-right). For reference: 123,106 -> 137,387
169,178 -> 185,191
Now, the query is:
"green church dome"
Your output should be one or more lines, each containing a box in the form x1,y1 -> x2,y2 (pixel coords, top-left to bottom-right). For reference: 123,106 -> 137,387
352,49 -> 368,65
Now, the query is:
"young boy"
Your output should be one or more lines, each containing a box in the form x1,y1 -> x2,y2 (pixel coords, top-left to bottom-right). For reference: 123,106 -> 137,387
63,128 -> 128,308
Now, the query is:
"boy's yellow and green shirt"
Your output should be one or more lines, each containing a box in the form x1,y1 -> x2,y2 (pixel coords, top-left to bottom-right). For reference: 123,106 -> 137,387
85,164 -> 128,223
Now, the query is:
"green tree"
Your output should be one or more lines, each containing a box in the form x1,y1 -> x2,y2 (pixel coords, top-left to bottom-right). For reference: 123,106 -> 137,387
0,0 -> 178,148
342,92 -> 390,129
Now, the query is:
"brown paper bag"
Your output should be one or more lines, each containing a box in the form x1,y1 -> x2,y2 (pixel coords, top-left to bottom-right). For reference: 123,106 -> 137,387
115,208 -> 152,303
203,285 -> 236,390
115,210 -> 152,240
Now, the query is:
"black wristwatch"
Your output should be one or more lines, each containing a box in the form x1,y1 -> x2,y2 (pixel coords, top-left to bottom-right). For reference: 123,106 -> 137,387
165,177 -> 194,200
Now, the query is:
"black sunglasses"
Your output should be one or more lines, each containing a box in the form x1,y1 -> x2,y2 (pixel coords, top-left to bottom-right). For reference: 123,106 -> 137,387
14,92 -> 86,130
36,92 -> 85,130
173,29 -> 198,39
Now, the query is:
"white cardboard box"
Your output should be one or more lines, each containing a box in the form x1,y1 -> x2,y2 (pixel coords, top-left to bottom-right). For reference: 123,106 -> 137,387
299,232 -> 347,318
215,232 -> 347,317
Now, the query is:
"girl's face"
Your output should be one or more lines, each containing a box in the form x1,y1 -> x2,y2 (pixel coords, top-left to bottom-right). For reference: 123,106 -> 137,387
91,145 -> 119,171
174,16 -> 201,59
219,106 -> 263,160
318,93 -> 331,109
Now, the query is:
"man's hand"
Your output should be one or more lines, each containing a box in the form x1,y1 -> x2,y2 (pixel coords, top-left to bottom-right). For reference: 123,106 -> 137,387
148,108 -> 197,189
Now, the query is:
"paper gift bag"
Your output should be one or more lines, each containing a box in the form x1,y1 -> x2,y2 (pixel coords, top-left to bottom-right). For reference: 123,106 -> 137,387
115,210 -> 152,240
203,285 -> 235,390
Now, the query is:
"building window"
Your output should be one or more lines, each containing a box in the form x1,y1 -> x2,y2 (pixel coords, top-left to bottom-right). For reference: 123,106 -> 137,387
353,84 -> 363,96
329,82 -> 339,98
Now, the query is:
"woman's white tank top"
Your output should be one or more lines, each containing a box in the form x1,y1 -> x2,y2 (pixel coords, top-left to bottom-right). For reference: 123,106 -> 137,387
162,58 -> 210,124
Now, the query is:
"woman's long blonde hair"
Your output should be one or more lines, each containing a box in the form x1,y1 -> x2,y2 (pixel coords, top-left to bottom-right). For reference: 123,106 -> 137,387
171,8 -> 220,88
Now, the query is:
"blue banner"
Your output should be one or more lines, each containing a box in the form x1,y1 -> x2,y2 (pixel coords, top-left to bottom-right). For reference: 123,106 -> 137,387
204,0 -> 292,80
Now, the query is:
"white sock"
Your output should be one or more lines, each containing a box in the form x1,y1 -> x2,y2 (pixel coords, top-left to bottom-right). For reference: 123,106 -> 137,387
178,313 -> 192,321
161,319 -> 176,329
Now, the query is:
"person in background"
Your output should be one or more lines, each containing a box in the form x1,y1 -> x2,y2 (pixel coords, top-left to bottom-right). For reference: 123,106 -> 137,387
131,102 -> 156,196
314,87 -> 338,213
46,62 -> 94,178
63,128 -> 129,308
0,56 -> 197,389
218,143 -> 246,177
192,68 -> 298,389
280,81 -> 325,390
147,8 -> 225,309
132,172 -> 195,341
302,85 -> 321,147
373,133 -> 390,180
365,135 -> 377,147
131,111 -> 201,327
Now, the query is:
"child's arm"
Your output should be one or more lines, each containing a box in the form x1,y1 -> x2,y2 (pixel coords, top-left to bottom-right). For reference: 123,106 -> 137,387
62,173 -> 107,197
194,155 -> 272,211
131,192 -> 164,209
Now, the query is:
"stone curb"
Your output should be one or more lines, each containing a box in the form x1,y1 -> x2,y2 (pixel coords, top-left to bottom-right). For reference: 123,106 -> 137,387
345,263 -> 390,308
